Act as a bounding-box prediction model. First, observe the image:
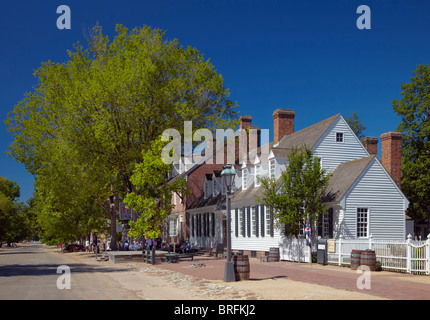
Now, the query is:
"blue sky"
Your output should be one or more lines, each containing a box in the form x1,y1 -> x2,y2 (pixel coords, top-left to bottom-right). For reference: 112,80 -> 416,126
0,0 -> 429,202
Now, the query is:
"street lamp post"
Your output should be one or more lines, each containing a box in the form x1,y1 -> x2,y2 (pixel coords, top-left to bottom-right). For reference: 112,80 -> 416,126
221,164 -> 236,282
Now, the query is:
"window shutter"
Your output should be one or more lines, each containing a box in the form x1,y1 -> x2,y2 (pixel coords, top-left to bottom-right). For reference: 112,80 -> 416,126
242,208 -> 246,237
255,206 -> 259,237
206,212 -> 210,237
260,205 -> 265,237
318,213 -> 323,238
247,206 -> 251,237
270,207 -> 274,237
328,208 -> 334,238
235,209 -> 238,237
211,212 -> 215,237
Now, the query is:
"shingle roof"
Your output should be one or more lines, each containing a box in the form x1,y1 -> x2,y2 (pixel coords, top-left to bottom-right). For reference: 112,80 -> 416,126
324,155 -> 374,203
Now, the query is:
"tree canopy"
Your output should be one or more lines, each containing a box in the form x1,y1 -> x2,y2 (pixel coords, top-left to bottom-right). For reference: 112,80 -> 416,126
256,145 -> 331,238
345,112 -> 367,140
5,24 -> 238,245
392,64 -> 430,222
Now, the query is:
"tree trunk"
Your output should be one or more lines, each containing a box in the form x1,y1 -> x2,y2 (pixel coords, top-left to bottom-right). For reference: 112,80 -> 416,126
109,195 -> 118,251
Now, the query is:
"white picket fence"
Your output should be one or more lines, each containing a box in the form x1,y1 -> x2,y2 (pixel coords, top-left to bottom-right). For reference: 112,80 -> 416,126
327,234 -> 430,275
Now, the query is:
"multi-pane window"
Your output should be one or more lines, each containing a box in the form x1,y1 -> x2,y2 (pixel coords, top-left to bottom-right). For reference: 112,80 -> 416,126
357,208 -> 368,238
322,214 -> 329,238
242,168 -> 248,190
266,207 -> 271,236
255,164 -> 261,187
239,208 -> 244,237
269,159 -> 275,178
170,218 -> 178,236
251,207 -> 256,236
336,132 -> 344,143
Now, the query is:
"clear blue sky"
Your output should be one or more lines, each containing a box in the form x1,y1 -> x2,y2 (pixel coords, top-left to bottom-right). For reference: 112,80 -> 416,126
1,1 -> 429,202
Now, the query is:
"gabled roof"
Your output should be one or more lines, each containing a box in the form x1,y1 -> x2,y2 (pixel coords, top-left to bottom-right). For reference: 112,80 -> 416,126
248,114 -> 340,163
276,113 -> 340,151
325,156 -> 374,203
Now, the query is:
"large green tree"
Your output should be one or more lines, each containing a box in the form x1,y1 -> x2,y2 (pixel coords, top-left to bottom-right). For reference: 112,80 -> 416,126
124,139 -> 190,240
0,177 -> 35,244
257,145 -> 331,238
392,64 -> 430,223
6,24 -> 237,248
345,112 -> 367,140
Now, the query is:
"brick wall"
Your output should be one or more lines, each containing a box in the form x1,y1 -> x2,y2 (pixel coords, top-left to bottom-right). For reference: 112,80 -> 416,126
380,131 -> 402,187
273,109 -> 295,144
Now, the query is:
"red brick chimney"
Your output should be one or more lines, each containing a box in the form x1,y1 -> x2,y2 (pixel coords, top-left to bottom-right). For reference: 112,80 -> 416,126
239,115 -> 252,129
380,132 -> 402,187
361,137 -> 378,156
273,109 -> 295,144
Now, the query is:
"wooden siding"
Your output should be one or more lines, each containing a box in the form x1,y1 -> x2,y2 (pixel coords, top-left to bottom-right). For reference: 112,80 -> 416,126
231,205 -> 280,252
313,115 -> 369,173
341,158 -> 406,240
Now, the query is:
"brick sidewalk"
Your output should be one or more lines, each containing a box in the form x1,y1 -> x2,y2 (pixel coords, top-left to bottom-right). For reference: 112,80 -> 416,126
153,255 -> 430,300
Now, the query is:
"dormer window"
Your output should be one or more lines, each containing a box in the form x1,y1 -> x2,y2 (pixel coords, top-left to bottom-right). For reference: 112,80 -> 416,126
255,164 -> 261,187
336,132 -> 344,143
213,176 -> 217,197
269,159 -> 275,178
242,167 -> 248,190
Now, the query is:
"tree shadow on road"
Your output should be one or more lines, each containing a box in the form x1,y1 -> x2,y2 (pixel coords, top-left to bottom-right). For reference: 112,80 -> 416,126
0,263 -> 130,277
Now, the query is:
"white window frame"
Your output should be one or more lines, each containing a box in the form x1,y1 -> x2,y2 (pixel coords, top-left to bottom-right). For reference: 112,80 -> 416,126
356,207 -> 369,238
336,132 -> 344,143
255,164 -> 261,187
251,207 -> 256,236
265,206 -> 271,236
239,208 -> 244,237
242,167 -> 248,190
269,159 -> 275,178
170,218 -> 178,236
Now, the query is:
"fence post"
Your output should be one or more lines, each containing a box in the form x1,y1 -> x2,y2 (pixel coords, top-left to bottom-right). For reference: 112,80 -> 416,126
426,234 -> 430,275
369,234 -> 373,250
338,235 -> 343,266
407,234 -> 412,274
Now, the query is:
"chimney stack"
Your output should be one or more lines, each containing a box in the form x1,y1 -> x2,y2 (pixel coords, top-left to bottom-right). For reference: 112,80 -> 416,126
361,137 -> 378,156
239,115 -> 252,130
273,109 -> 295,144
380,132 -> 402,187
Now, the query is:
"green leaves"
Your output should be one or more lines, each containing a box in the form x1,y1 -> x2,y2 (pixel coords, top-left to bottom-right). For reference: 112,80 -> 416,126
124,139 -> 190,239
5,23 -> 237,241
393,64 -> 430,220
257,145 -> 331,237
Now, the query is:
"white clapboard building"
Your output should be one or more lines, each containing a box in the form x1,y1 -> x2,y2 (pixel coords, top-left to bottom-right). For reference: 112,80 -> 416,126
188,109 -> 409,262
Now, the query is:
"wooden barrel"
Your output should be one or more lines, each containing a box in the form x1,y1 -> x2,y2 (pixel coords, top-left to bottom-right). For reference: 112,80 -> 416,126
360,250 -> 376,271
350,250 -> 363,270
233,255 -> 250,281
268,247 -> 280,262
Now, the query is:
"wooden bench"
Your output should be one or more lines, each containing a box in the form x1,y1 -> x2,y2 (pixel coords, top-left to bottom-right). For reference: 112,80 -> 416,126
178,253 -> 194,261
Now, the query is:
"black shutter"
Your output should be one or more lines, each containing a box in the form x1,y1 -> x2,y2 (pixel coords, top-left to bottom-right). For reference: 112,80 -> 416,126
270,207 -> 274,237
206,212 -> 210,237
211,212 -> 215,237
318,213 -> 323,238
242,208 -> 246,237
260,205 -> 265,237
247,206 -> 251,237
328,208 -> 334,238
255,206 -> 259,237
235,209 -> 238,237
